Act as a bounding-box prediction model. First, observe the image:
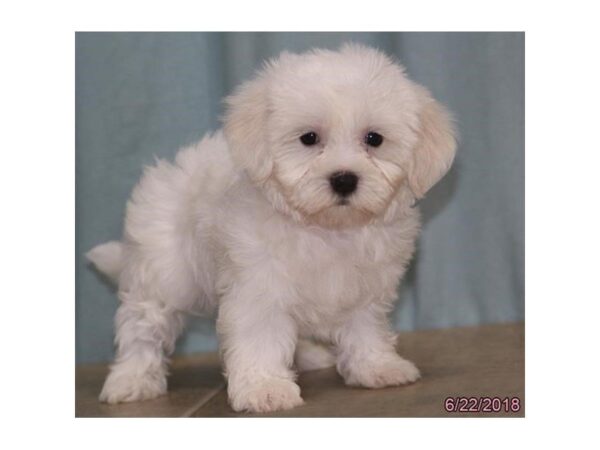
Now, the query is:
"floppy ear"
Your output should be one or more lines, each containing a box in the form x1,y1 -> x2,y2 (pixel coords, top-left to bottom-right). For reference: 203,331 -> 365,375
408,87 -> 457,200
223,76 -> 273,183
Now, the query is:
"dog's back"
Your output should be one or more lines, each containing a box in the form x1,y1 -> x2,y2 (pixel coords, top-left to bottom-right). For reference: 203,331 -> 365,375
88,131 -> 236,315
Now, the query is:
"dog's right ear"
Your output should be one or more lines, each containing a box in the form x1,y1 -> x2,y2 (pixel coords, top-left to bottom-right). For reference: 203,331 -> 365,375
223,76 -> 273,183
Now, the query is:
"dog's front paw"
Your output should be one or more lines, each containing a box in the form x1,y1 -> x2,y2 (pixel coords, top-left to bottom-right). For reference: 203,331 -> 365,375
341,355 -> 421,389
99,368 -> 167,404
229,377 -> 304,413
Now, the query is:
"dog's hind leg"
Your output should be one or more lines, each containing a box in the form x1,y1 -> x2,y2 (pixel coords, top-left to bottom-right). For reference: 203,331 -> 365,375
295,338 -> 336,372
99,293 -> 186,404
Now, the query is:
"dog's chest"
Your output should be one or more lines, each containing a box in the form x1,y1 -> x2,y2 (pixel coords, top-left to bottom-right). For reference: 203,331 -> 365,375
281,227 -> 411,327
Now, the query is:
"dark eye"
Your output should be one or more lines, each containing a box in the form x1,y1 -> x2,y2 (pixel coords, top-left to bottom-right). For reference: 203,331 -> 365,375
365,131 -> 383,147
300,132 -> 319,146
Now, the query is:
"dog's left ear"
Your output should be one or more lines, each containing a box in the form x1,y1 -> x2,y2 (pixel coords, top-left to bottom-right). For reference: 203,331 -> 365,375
223,76 -> 273,183
408,86 -> 457,200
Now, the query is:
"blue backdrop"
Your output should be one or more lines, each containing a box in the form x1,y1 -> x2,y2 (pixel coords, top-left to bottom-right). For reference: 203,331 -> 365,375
76,32 -> 524,364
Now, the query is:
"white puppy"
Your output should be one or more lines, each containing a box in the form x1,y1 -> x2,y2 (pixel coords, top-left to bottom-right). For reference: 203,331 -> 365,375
87,44 -> 456,413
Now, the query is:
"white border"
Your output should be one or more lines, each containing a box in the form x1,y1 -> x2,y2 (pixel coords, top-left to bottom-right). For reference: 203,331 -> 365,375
3,0 -> 600,448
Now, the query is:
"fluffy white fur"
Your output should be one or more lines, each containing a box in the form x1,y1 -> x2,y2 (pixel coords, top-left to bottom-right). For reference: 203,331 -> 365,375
87,44 -> 456,413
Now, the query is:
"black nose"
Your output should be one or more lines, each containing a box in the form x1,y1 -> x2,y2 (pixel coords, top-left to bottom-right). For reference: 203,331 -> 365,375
329,171 -> 359,197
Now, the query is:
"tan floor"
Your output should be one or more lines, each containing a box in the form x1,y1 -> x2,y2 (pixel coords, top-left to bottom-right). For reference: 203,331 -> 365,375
76,322 -> 524,417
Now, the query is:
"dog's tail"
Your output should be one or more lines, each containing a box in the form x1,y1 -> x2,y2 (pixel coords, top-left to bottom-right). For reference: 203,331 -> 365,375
86,240 -> 123,285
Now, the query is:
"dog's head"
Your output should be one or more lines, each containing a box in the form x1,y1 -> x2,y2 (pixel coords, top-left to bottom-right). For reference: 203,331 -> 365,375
224,44 -> 456,229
